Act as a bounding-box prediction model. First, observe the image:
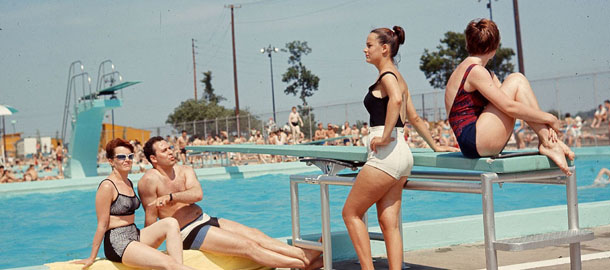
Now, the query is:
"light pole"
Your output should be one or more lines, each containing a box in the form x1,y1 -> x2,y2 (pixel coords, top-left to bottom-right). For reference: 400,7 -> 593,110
261,45 -> 279,123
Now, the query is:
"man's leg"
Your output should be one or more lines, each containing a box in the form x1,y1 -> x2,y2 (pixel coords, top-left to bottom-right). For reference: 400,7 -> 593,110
217,218 -> 320,264
198,226 -> 306,268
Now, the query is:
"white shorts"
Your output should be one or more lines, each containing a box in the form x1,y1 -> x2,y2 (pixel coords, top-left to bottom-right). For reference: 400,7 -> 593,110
365,126 -> 413,180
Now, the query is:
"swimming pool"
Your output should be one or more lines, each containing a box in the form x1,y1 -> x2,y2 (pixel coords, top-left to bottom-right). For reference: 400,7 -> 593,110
0,149 -> 608,269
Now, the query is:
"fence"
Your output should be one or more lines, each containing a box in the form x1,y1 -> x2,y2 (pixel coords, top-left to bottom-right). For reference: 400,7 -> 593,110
138,70 -> 610,141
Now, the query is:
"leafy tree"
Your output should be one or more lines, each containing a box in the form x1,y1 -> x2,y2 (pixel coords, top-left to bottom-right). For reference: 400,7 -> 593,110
200,71 -> 225,104
420,31 -> 515,89
281,41 -> 320,106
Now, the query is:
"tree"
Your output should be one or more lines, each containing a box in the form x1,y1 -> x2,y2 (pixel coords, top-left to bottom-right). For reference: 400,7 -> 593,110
281,41 -> 320,106
200,71 -> 225,104
420,31 -> 515,89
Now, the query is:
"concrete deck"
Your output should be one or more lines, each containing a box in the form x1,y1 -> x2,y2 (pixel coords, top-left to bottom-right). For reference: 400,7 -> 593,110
326,225 -> 610,270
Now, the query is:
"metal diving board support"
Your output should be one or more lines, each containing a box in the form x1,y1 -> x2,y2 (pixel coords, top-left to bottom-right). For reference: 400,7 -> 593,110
290,151 -> 593,270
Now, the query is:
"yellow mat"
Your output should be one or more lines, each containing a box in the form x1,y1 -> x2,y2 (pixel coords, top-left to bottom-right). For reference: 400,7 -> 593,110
45,250 -> 273,270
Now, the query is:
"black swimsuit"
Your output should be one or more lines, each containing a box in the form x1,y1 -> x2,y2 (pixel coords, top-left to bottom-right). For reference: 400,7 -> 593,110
363,71 -> 403,128
99,179 -> 141,263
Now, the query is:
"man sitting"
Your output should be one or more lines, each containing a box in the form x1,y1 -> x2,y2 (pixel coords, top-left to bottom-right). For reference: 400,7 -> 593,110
137,137 -> 321,269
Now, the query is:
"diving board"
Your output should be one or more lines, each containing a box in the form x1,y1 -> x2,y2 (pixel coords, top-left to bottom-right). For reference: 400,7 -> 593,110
187,145 -> 367,162
187,145 -> 572,173
299,135 -> 353,145
81,81 -> 141,100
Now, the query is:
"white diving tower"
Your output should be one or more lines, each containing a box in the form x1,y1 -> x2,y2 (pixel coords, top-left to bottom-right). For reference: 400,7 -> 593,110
61,60 -> 140,178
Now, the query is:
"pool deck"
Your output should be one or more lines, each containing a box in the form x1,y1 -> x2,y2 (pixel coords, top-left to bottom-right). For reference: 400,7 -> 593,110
294,224 -> 610,270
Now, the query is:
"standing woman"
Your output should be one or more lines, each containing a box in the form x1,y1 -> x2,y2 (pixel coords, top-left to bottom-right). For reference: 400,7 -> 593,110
74,138 -> 193,270
445,19 -> 574,175
342,26 -> 456,270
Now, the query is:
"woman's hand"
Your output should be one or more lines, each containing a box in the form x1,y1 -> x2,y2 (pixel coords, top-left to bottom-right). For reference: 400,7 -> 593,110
547,126 -> 559,143
72,257 -> 95,269
369,136 -> 395,153
434,145 -> 459,152
546,114 -> 562,134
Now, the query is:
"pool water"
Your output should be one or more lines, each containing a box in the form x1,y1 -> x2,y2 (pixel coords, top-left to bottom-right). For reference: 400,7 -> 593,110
0,156 -> 609,269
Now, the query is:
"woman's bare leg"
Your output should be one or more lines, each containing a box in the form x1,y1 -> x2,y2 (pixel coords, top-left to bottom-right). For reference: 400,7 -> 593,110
138,218 -> 191,268
477,73 -> 573,174
376,176 -> 408,270
123,218 -> 194,270
342,165 -> 400,270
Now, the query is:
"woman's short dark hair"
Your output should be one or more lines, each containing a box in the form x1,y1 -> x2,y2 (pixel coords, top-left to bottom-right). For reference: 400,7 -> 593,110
371,26 -> 405,63
465,18 -> 500,55
105,138 -> 134,159
144,136 -> 165,164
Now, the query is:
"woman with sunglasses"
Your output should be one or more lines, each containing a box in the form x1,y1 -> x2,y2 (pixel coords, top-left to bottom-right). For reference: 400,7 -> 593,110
74,138 -> 194,270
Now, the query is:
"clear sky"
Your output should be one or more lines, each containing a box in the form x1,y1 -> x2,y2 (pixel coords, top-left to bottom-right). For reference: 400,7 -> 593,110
1,0 -> 609,137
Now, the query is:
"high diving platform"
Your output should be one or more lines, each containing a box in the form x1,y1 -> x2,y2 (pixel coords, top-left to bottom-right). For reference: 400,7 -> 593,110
61,60 -> 140,178
187,144 -> 593,270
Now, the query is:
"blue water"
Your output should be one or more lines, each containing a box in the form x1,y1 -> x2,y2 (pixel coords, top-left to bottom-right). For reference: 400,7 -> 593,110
0,155 -> 609,269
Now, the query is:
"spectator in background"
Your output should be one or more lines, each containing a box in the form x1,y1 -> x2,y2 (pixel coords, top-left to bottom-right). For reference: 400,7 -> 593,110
326,123 -> 337,145
513,119 -> 527,149
55,142 -> 64,177
288,107 -> 304,144
177,130 -> 188,165
360,122 -> 369,147
341,121 -> 352,145
0,165 -> 17,183
23,164 -> 38,181
266,117 -> 277,135
351,124 -> 360,146
314,123 -> 327,141
591,104 -> 606,128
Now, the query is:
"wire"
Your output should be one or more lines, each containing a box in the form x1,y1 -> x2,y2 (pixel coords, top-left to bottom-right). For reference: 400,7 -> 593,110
238,0 -> 363,24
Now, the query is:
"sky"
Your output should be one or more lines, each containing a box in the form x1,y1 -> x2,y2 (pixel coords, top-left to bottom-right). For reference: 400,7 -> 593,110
1,0 -> 610,138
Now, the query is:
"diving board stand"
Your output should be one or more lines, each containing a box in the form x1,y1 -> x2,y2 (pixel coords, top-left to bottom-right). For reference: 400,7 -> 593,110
65,81 -> 141,178
186,145 -> 593,270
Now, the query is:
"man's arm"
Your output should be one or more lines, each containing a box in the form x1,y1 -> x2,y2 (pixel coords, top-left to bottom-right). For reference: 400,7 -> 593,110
137,174 -> 160,227
172,166 -> 203,204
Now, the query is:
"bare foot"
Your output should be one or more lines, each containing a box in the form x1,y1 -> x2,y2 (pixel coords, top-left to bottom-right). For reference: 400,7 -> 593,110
539,142 -> 572,176
557,140 -> 575,161
304,255 -> 324,270
303,237 -> 323,265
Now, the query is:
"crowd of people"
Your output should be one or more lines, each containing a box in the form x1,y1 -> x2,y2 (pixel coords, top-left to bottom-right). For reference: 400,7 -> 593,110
3,99 -> 608,184
0,142 -> 65,183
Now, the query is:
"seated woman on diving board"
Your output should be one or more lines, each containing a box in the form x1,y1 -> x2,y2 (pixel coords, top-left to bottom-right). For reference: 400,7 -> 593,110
74,138 -> 194,270
445,18 -> 574,175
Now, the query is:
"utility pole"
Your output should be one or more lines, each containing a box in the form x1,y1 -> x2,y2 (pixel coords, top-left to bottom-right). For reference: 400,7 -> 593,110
261,45 -> 279,123
485,0 -> 497,74
192,38 -> 198,101
513,0 -> 525,74
226,4 -> 241,137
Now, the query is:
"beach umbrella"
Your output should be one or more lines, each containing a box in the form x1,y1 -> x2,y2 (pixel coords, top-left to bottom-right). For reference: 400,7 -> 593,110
0,105 -> 18,162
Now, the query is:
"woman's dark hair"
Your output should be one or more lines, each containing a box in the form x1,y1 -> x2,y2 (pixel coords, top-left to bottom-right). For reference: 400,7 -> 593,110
143,136 -> 165,164
371,26 -> 405,62
105,138 -> 134,159
465,18 -> 500,55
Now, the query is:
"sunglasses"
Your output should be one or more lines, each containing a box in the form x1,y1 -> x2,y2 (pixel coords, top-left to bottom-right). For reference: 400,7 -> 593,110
115,153 -> 135,161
